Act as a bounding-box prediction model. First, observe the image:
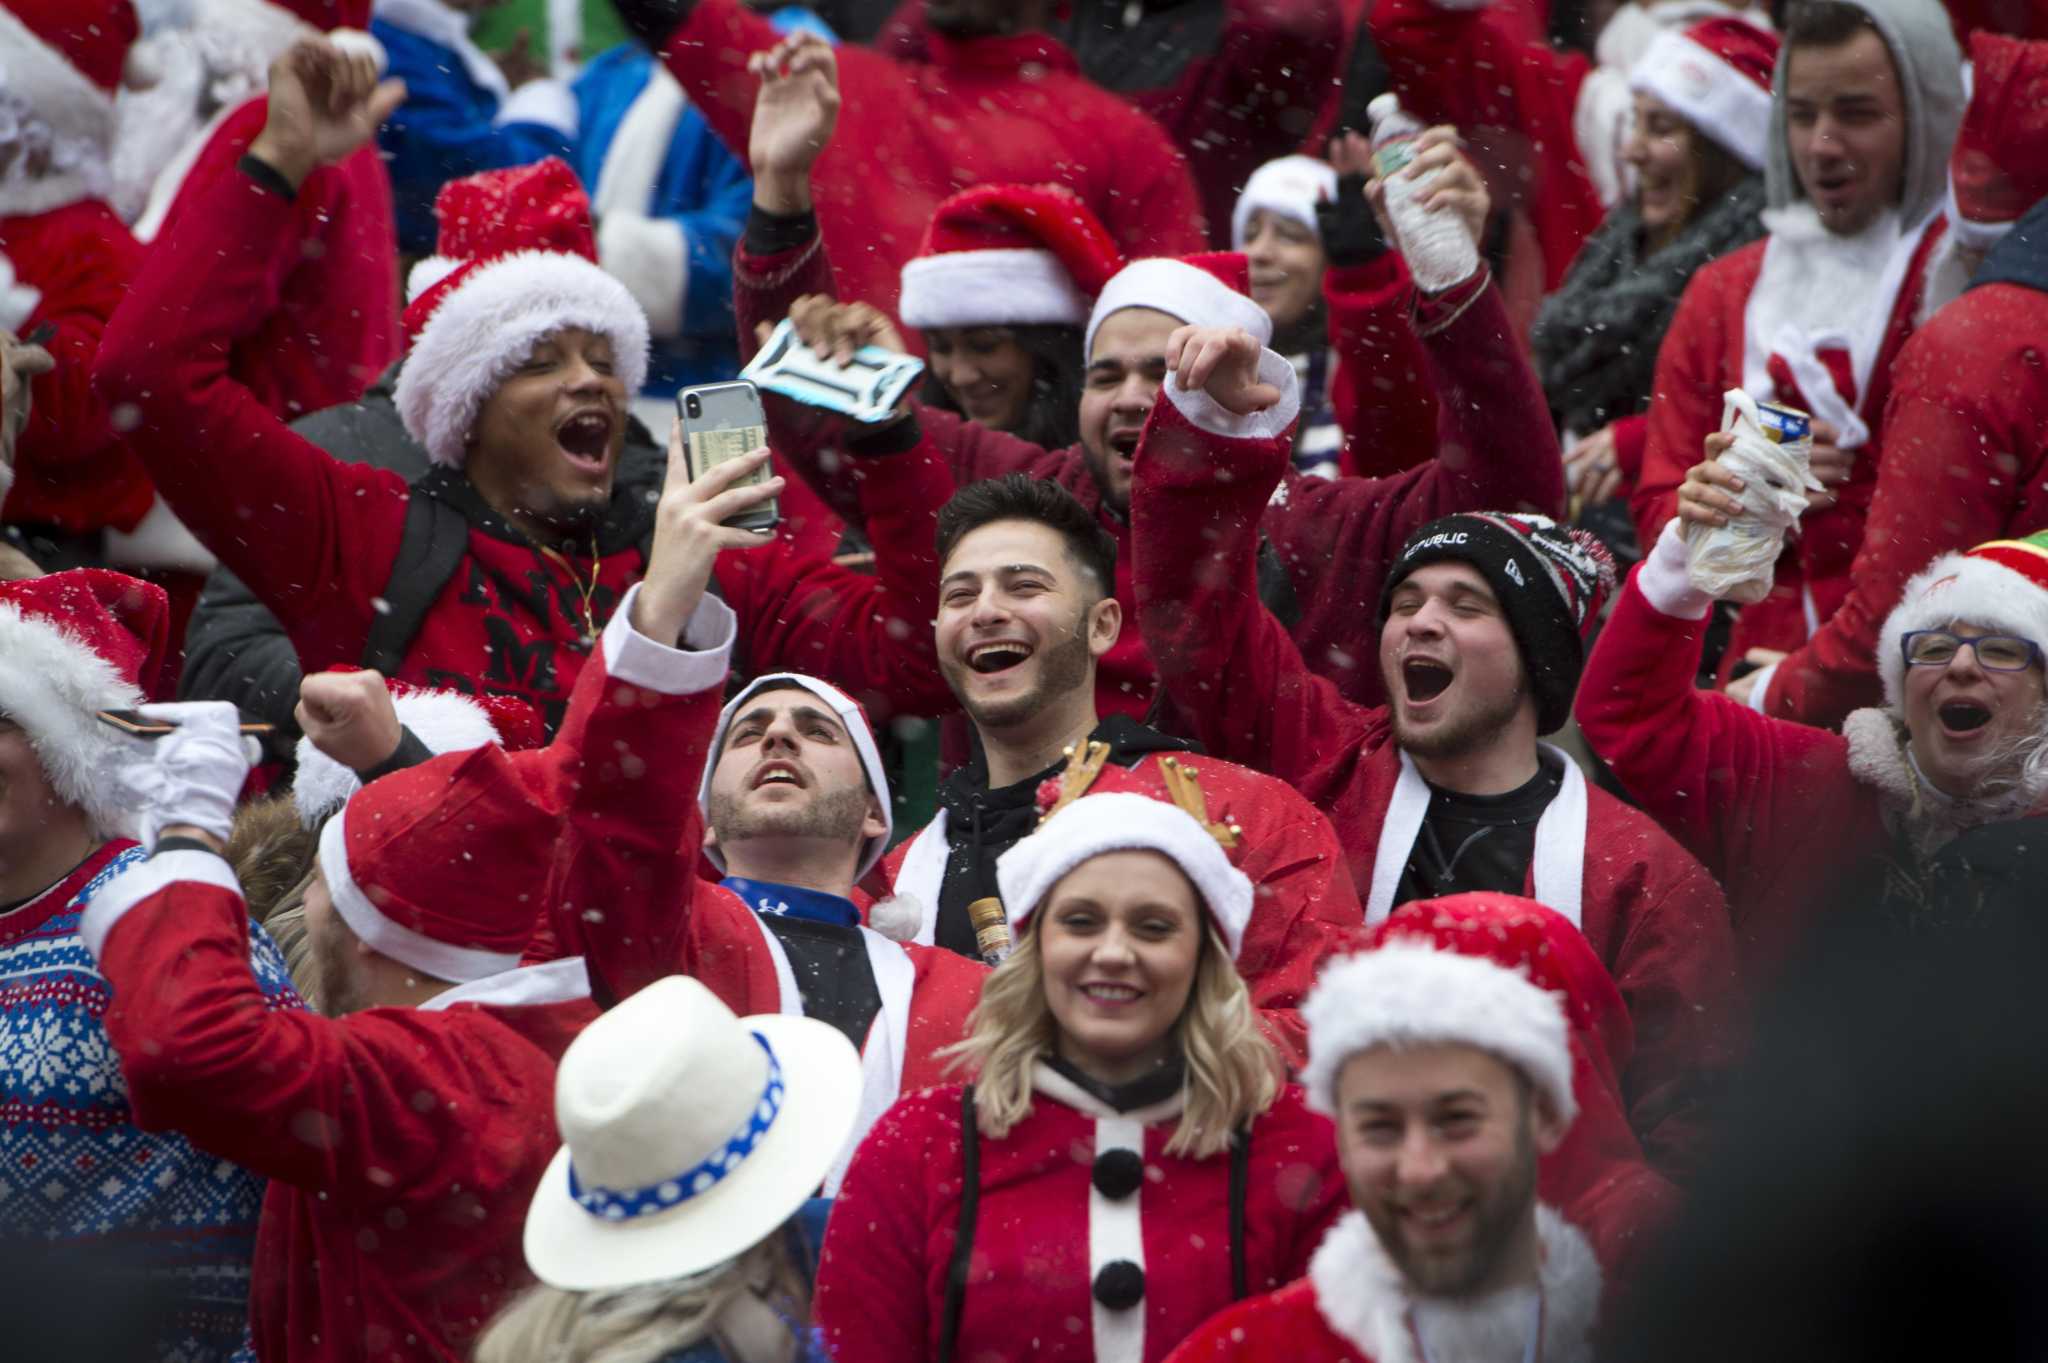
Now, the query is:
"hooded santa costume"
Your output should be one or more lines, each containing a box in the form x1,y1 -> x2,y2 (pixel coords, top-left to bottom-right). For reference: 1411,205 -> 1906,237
609,0 -> 1205,334
816,793 -> 1349,1363
1630,0 -> 1966,674
1755,33 -> 2048,727
118,0 -> 397,433
82,713 -> 599,1363
1131,423 -> 1742,1179
734,225 -> 1563,711
1164,929 -> 1604,1363
0,0 -> 155,543
1580,523 -> 2048,966
95,154 -> 954,735
523,587 -> 986,1195
0,570 -> 298,1363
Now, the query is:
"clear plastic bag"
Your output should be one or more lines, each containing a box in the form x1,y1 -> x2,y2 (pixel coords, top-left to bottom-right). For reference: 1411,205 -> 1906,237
1682,390 -> 1821,604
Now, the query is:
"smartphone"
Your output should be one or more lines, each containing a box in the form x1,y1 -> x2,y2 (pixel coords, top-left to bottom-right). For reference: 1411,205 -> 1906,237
97,709 -> 276,738
678,381 -> 778,532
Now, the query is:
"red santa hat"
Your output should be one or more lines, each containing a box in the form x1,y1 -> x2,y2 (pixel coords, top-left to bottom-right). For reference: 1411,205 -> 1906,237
995,791 -> 1254,959
316,743 -> 554,982
1629,17 -> 1781,171
1947,33 -> 2048,250
698,673 -> 893,880
0,569 -> 170,839
292,682 -> 542,829
0,0 -> 144,213
395,158 -> 650,469
1877,530 -> 2048,711
1301,922 -> 1578,1127
1084,251 -> 1273,359
1230,154 -> 1340,251
897,184 -> 1124,332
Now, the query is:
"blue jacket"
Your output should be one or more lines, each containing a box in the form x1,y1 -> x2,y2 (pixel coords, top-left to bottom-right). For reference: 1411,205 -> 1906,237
572,44 -> 755,392
373,4 -> 579,254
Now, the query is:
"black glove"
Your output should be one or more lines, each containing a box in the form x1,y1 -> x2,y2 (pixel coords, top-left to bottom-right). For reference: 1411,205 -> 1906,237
1316,171 -> 1387,269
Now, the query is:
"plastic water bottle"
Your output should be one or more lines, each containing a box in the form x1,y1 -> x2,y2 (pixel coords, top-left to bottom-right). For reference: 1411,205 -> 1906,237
1366,94 -> 1481,293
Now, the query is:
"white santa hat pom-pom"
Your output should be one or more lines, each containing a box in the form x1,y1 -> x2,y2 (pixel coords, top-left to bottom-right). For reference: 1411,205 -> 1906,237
866,894 -> 925,944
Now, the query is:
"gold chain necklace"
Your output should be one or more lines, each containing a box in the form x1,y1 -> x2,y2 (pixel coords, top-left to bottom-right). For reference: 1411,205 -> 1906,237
535,530 -> 603,643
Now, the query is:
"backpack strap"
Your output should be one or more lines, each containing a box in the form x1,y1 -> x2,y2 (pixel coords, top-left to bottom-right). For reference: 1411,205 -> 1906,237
360,480 -> 472,675
938,1083 -> 981,1363
1229,1123 -> 1251,1301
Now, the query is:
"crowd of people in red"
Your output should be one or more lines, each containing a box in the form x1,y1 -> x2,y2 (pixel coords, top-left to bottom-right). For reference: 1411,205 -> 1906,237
2,0 -> 2046,1358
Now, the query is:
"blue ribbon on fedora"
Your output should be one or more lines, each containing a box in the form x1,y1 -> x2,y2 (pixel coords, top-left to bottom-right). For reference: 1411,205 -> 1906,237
568,1033 -> 786,1221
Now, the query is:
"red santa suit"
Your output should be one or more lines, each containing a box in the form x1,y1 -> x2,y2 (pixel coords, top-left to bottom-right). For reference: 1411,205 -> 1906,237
1757,33 -> 2048,727
0,0 -> 154,540
734,234 -> 1564,712
529,590 -> 988,1193
1577,523 -> 2048,968
1629,0 -> 1967,671
875,0 -> 1345,254
628,0 -> 1205,331
94,158 -> 951,734
123,0 -> 397,423
1129,405 -> 1741,1178
1163,1206 -> 1602,1363
80,749 -> 601,1363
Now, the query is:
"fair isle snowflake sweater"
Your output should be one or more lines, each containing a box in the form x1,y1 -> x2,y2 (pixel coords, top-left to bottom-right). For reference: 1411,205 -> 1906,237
0,840 -> 299,1362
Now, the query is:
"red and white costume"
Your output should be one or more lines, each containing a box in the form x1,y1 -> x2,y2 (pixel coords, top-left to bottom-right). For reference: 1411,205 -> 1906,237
0,0 -> 156,540
1757,32 -> 2048,726
1630,0 -> 1967,672
734,234 -> 1564,711
818,1074 -> 1346,1363
1130,403 -> 1741,1177
1162,1206 -> 1602,1363
653,0 -> 1205,331
79,738 -> 601,1363
1578,523 -> 2048,967
94,157 -> 952,733
529,589 -> 988,1192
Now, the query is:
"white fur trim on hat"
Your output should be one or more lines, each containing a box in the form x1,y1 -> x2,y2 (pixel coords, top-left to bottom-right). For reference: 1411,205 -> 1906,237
1085,257 -> 1273,359
1231,154 -> 1339,250
0,6 -> 118,214
317,812 -> 523,982
1300,942 -> 1577,1127
292,688 -> 504,830
699,673 -> 894,881
899,247 -> 1092,330
0,601 -> 144,839
395,250 -> 651,468
994,792 -> 1253,959
1876,550 -> 2048,711
1630,25 -> 1773,169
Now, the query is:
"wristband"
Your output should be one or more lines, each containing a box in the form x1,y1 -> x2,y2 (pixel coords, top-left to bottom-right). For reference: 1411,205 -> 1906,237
745,204 -> 819,257
358,726 -> 434,784
238,154 -> 299,202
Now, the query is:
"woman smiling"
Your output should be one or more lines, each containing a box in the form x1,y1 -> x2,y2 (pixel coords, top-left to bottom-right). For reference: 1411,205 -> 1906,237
814,792 -> 1344,1363
1532,18 -> 1781,550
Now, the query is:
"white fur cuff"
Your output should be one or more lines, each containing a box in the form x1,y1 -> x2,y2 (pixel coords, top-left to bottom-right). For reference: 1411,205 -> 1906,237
79,849 -> 242,960
496,77 -> 578,136
600,583 -> 737,696
1637,521 -> 1714,620
1162,345 -> 1302,444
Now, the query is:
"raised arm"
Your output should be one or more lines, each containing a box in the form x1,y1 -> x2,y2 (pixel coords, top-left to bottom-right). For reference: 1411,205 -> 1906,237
536,440 -> 797,1012
92,39 -> 410,650
1131,323 -> 1378,806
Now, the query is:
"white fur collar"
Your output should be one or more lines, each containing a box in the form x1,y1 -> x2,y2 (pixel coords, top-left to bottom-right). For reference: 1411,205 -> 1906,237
1842,707 -> 2034,858
1307,1206 -> 1601,1363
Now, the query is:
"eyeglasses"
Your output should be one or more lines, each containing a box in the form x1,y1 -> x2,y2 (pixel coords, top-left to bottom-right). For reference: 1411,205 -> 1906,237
1900,630 -> 2043,672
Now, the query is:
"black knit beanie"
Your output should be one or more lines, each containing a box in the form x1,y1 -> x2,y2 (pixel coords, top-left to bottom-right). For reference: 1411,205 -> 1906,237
1378,513 -> 1618,733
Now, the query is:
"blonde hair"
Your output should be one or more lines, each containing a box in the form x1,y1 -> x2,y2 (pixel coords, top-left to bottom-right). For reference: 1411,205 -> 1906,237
472,1233 -> 809,1363
947,920 -> 1281,1160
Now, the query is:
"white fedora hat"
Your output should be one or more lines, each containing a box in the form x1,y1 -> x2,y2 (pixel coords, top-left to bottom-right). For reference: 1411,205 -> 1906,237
524,976 -> 863,1291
